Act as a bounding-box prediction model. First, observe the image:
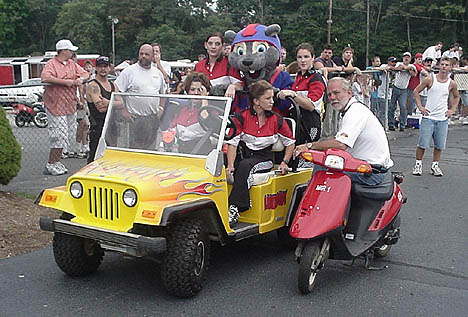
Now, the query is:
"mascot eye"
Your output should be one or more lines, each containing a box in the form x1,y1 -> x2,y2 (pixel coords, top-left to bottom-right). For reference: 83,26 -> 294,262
236,47 -> 245,55
256,44 -> 267,53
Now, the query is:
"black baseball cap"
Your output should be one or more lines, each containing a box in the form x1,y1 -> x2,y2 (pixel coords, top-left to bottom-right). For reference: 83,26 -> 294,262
96,56 -> 110,66
387,56 -> 397,63
423,57 -> 434,62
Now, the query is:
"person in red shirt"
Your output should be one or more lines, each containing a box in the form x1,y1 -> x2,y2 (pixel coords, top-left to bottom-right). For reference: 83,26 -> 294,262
163,72 -> 213,154
277,43 -> 326,145
226,80 -> 295,226
195,32 -> 241,98
41,39 -> 89,175
407,52 -> 429,117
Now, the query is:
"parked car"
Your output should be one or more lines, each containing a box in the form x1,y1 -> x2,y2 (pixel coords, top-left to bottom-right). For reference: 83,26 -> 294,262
38,93 -> 312,298
0,78 -> 44,106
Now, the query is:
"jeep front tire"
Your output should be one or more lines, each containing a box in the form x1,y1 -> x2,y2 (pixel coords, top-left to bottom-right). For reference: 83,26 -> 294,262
53,233 -> 104,277
161,218 -> 210,298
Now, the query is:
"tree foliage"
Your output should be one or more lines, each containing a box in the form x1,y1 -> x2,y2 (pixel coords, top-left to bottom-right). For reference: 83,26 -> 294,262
0,107 -> 21,185
0,0 -> 466,69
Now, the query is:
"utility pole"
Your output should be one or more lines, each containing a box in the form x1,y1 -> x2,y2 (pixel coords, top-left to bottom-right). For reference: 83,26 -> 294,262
366,0 -> 370,67
327,0 -> 333,45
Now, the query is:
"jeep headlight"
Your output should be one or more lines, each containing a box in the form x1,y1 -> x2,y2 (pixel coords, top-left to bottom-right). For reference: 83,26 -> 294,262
70,181 -> 83,199
324,155 -> 344,170
123,189 -> 137,207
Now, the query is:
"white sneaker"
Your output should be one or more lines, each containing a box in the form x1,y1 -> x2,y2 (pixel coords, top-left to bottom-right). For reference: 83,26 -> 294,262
431,164 -> 443,177
44,163 -> 66,176
228,205 -> 240,226
56,162 -> 68,173
461,117 -> 468,125
412,163 -> 422,176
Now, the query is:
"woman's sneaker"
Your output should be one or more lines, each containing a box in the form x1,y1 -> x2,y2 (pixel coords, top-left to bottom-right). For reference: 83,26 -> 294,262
44,162 -> 67,176
412,163 -> 422,176
430,164 -> 443,177
228,205 -> 240,226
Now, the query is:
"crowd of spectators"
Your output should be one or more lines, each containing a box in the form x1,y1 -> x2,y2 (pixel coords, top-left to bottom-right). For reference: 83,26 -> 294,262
39,36 -> 468,177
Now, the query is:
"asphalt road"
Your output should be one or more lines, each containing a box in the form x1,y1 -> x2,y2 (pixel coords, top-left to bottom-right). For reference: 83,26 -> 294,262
1,126 -> 467,316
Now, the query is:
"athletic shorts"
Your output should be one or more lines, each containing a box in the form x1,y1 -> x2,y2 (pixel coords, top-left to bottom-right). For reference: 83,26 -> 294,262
418,117 -> 448,150
46,109 -> 77,149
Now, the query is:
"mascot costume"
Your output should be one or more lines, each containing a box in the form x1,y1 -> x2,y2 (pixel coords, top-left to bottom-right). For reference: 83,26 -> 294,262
223,23 -> 294,116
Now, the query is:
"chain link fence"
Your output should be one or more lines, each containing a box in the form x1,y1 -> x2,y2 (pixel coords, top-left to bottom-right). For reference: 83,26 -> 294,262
1,83 -> 87,192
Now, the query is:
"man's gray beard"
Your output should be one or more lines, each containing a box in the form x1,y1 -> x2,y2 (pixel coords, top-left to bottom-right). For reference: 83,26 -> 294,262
139,59 -> 151,67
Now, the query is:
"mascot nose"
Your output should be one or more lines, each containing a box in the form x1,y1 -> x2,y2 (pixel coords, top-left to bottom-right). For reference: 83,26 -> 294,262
242,60 -> 253,66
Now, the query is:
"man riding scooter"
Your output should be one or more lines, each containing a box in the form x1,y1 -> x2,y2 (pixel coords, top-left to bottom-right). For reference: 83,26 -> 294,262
295,77 -> 393,183
291,77 -> 404,294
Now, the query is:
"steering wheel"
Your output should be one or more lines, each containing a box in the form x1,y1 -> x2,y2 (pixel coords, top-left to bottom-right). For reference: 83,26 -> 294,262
197,105 -> 224,137
224,115 -> 237,141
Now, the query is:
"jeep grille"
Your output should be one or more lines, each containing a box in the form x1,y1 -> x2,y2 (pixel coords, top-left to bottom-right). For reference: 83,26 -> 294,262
88,187 -> 120,220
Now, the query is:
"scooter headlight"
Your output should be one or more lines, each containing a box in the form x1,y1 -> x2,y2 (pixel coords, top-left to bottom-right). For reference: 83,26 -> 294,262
70,181 -> 83,199
324,155 -> 344,170
123,189 -> 138,207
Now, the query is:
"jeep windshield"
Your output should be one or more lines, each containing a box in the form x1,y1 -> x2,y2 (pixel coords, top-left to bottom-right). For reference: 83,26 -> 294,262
102,93 -> 232,157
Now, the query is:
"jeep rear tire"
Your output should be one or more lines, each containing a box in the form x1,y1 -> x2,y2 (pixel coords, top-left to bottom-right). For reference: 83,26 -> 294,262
53,233 -> 104,277
161,218 -> 210,298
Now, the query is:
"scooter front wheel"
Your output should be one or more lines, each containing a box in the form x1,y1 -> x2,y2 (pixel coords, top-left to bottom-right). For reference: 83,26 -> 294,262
298,241 -> 322,294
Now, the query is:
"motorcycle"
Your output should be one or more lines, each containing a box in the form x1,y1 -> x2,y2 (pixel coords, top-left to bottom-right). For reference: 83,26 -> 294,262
289,148 -> 406,294
13,95 -> 48,128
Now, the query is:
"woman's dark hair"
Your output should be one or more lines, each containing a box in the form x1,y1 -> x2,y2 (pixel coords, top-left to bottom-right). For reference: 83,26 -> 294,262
183,72 -> 211,93
205,32 -> 224,44
248,80 -> 274,109
295,43 -> 315,57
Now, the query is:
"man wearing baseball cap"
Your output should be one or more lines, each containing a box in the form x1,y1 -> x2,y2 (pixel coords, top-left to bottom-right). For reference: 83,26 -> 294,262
41,39 -> 89,175
387,52 -> 416,131
86,56 -> 122,163
407,52 -> 429,116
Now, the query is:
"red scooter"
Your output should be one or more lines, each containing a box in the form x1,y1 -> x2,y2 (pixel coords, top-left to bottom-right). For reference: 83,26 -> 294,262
289,148 -> 406,294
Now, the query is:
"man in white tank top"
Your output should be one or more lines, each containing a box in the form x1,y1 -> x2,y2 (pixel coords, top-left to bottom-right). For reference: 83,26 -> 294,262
412,57 -> 460,177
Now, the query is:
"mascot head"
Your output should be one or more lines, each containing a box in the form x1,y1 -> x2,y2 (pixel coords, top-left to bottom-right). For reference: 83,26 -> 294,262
225,24 -> 281,84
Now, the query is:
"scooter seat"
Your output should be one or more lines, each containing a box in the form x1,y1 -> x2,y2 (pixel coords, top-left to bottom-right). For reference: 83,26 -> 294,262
351,171 -> 394,200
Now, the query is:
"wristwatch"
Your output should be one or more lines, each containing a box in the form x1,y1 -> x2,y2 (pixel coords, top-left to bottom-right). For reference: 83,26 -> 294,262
282,159 -> 289,164
306,142 -> 313,150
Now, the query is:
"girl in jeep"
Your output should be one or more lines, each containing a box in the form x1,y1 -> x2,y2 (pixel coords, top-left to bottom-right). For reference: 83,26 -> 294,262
226,80 -> 295,225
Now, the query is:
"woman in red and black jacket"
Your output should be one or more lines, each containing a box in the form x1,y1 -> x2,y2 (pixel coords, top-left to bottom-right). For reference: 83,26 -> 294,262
226,80 -> 295,226
278,43 -> 326,145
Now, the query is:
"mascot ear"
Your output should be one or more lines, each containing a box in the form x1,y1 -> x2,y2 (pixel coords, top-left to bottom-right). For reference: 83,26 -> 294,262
265,24 -> 281,37
224,30 -> 237,44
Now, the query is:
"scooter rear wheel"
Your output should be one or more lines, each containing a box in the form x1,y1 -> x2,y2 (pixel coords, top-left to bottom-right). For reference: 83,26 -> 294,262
298,241 -> 321,294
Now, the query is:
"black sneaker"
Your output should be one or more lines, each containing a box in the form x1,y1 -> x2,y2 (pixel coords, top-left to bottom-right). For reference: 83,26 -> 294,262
228,205 -> 240,226
388,127 -> 395,131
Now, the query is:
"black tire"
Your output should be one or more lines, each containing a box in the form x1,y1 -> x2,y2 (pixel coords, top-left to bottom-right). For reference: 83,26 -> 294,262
53,233 -> 104,277
161,218 -> 210,298
15,115 -> 26,127
277,226 -> 297,250
374,244 -> 392,258
298,241 -> 322,294
33,111 -> 48,128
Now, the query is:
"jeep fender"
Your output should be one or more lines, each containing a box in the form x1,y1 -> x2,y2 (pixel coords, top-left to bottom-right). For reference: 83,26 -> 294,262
160,199 -> 228,245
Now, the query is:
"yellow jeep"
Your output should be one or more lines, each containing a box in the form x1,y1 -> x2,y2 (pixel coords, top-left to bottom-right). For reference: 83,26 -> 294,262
38,93 -> 312,298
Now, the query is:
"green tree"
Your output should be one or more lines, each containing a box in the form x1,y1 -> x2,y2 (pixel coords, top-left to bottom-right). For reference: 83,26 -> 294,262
0,0 -> 30,56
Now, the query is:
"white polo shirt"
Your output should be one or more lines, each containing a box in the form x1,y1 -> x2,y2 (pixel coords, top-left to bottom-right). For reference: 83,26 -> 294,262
335,97 -> 394,169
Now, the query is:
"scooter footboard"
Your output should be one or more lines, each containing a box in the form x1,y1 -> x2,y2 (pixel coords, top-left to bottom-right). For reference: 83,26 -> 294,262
290,171 -> 351,239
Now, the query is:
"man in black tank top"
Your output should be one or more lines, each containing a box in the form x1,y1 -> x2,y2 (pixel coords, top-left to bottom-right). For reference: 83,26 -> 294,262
86,56 -> 122,163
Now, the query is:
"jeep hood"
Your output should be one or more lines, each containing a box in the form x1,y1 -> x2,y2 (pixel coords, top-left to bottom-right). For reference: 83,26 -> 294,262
71,149 -> 223,201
